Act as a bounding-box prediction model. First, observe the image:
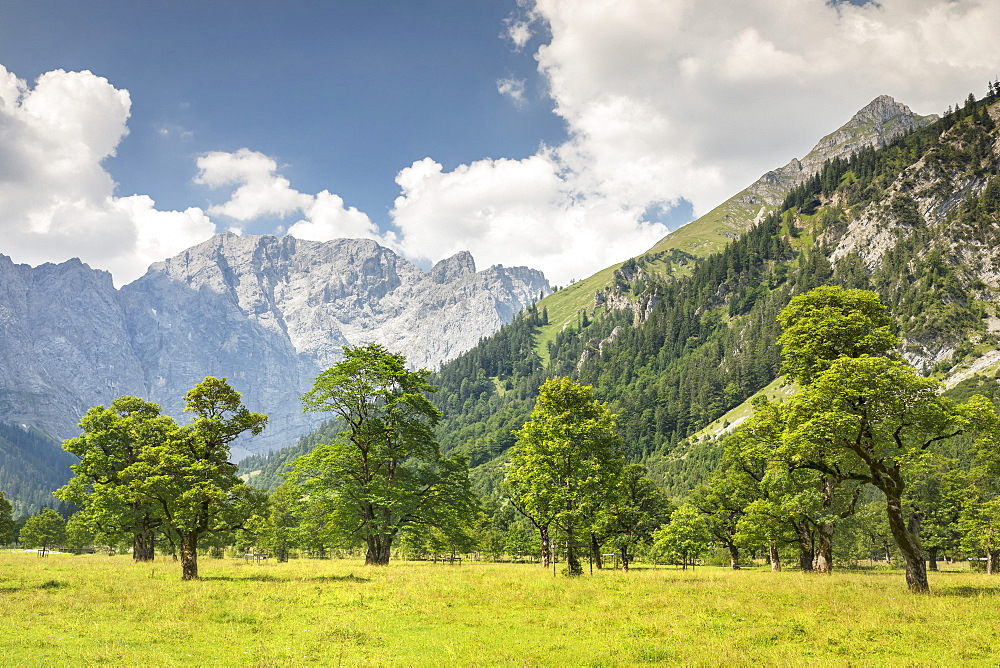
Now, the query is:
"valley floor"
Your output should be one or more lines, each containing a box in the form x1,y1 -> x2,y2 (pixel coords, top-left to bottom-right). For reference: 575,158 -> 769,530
1,552 -> 997,665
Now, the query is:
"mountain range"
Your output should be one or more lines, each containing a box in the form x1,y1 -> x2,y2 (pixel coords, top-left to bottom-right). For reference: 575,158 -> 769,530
417,90 -> 1000,499
5,90 -> 997,515
0,235 -> 546,513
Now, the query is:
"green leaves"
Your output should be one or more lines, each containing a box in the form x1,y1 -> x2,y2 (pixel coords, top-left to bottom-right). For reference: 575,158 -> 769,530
292,345 -> 474,564
505,377 -> 626,573
777,286 -> 899,385
0,491 -> 15,545
19,508 -> 66,550
57,378 -> 266,577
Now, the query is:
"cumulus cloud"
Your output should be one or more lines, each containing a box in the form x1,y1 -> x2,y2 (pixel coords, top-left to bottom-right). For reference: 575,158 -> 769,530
13,1 -> 997,290
195,149 -> 313,221
386,0 -> 1000,285
0,65 -> 215,286
287,190 -> 390,243
197,147 -> 393,246
390,155 -> 668,285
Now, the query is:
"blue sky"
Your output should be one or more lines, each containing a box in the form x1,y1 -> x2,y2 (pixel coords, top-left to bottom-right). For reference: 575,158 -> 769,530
1,1 -> 998,286
0,0 -> 564,221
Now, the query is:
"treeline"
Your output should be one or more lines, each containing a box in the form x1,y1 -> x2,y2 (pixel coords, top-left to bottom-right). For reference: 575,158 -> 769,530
240,420 -> 342,491
0,422 -> 75,517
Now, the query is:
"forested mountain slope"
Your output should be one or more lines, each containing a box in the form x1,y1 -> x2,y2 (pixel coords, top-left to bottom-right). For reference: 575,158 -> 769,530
241,89 -> 999,499
530,95 -> 935,361
0,422 -> 75,517
429,87 -> 1000,499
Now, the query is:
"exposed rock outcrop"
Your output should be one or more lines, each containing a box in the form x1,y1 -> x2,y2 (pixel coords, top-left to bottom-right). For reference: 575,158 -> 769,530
0,235 -> 549,457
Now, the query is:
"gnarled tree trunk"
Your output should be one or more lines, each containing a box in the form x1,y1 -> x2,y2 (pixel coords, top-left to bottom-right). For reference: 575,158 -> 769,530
769,543 -> 781,572
885,492 -> 928,593
180,532 -> 199,581
796,522 -> 815,572
365,535 -> 393,565
590,534 -> 603,570
133,530 -> 155,562
814,523 -> 834,573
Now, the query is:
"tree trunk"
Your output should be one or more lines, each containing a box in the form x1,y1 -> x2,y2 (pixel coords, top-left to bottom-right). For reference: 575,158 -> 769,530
797,523 -> 814,572
987,550 -> 997,576
565,527 -> 582,576
927,547 -> 938,572
769,543 -> 781,572
728,543 -> 740,570
884,492 -> 928,593
365,535 -> 393,565
815,523 -> 834,573
590,534 -> 603,570
180,531 -> 199,581
133,530 -> 155,562
620,546 -> 630,572
539,524 -> 551,568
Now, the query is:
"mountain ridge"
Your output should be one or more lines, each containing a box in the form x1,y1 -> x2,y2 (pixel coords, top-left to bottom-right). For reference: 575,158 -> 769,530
0,234 -> 548,470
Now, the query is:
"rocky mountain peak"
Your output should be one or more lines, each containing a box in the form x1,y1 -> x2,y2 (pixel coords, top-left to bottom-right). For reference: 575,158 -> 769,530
0,234 -> 549,458
848,94 -> 917,129
743,95 -> 938,208
429,251 -> 477,284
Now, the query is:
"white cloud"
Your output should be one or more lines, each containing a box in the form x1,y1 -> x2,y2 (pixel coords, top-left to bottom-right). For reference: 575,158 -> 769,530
287,190 -> 389,243
198,148 -> 394,247
10,1 -> 997,291
497,77 -> 527,105
390,154 -> 669,286
387,0 -> 1000,285
195,148 -> 313,221
0,65 -> 215,286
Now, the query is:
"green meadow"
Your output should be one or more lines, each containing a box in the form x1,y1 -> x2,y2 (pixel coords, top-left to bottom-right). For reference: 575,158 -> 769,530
2,553 -> 1000,666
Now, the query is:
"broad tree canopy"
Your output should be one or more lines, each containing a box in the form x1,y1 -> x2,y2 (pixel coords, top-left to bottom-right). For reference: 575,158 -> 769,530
507,377 -> 625,575
294,344 -> 476,565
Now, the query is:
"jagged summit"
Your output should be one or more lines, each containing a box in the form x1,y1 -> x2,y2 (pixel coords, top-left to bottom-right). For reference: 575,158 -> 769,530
0,234 -> 549,457
750,95 -> 937,207
647,94 -> 937,257
430,251 -> 477,284
849,94 -> 920,128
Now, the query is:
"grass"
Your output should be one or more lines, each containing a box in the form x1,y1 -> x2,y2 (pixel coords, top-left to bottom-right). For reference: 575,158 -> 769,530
688,377 -> 798,442
3,552 -> 1000,666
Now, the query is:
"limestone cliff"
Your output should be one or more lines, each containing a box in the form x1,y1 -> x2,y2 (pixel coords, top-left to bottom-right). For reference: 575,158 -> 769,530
0,235 -> 549,457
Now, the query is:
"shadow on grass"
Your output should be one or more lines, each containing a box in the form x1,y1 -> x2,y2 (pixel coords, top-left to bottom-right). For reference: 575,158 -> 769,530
934,585 -> 1000,598
310,574 -> 370,583
201,573 -> 370,584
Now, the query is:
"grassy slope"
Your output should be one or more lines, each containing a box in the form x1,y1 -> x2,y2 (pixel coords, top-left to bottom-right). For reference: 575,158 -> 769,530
533,200 -> 758,363
3,552 -> 999,665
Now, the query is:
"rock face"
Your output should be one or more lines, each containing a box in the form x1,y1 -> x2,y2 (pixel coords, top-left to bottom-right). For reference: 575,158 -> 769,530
0,235 -> 549,457
747,95 -> 938,206
648,95 -> 938,257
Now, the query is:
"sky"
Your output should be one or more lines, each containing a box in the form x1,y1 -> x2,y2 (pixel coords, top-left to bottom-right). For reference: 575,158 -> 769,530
1,0 -> 998,287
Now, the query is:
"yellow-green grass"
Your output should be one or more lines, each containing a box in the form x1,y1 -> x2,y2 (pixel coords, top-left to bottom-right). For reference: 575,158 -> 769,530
647,196 -> 765,258
3,552 -> 1000,666
689,377 -> 798,442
